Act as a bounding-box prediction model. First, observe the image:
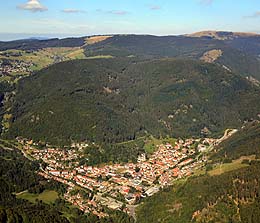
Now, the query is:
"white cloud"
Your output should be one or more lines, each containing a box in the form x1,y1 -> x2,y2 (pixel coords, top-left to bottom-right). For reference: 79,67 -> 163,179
97,9 -> 129,15
62,9 -> 86,14
17,0 -> 47,12
107,10 -> 128,15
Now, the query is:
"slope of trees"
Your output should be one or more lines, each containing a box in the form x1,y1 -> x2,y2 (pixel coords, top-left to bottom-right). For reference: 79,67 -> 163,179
6,58 -> 260,147
0,146 -> 70,222
137,161 -> 260,223
212,121 -> 260,162
84,35 -> 260,79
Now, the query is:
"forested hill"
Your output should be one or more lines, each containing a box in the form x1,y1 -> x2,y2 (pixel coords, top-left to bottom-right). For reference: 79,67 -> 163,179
212,121 -> 260,162
6,58 -> 260,145
84,34 -> 260,80
137,161 -> 260,223
2,32 -> 260,80
136,122 -> 260,223
0,37 -> 86,51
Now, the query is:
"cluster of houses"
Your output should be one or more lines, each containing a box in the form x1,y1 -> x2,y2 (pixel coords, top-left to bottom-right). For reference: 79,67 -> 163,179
0,59 -> 33,76
18,137 -> 216,217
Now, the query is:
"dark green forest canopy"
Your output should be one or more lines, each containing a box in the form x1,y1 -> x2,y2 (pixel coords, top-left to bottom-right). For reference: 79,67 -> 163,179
6,58 -> 260,145
84,35 -> 260,79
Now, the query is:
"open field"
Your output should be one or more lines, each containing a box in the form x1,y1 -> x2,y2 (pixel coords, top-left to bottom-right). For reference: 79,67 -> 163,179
16,190 -> 59,204
85,55 -> 114,59
193,155 -> 257,177
85,35 -> 113,45
144,136 -> 177,154
208,158 -> 251,176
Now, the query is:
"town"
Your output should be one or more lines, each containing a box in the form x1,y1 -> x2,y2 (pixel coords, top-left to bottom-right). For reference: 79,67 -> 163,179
0,59 -> 33,77
17,132 -> 235,218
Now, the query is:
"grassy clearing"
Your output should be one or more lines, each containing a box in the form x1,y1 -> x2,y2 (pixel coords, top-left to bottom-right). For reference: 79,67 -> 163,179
85,55 -> 114,59
66,48 -> 86,59
208,159 -> 249,176
85,36 -> 112,45
0,47 -> 88,73
144,136 -> 177,154
16,190 -> 59,204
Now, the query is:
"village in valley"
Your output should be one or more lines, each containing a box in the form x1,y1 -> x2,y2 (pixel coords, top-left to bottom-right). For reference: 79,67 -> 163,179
0,59 -> 33,78
15,131 -> 237,218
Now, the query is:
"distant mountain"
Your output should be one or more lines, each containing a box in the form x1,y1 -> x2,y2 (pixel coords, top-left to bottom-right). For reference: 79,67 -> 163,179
1,31 -> 260,79
83,34 -> 260,80
186,30 -> 260,40
27,37 -> 51,40
6,58 -> 260,145
0,37 -> 86,51
188,31 -> 260,57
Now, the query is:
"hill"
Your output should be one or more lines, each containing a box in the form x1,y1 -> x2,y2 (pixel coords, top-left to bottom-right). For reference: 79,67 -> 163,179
5,58 -> 260,145
0,143 -> 133,223
84,34 -> 260,80
212,121 -> 260,162
2,32 -> 260,80
187,30 -> 260,40
136,121 -> 260,223
0,37 -> 86,51
137,161 -> 260,223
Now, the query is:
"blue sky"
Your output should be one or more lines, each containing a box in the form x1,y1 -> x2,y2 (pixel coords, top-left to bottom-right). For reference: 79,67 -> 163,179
1,0 -> 260,40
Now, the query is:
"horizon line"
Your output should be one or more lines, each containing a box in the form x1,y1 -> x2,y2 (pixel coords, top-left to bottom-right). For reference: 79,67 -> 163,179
1,30 -> 260,42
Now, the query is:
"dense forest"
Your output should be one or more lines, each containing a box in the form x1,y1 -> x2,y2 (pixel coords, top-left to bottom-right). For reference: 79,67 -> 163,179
0,145 -> 69,222
84,34 -> 260,79
0,37 -> 86,51
5,58 -> 260,146
0,82 -> 14,132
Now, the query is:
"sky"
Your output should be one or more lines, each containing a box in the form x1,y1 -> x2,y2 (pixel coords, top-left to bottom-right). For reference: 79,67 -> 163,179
1,0 -> 260,40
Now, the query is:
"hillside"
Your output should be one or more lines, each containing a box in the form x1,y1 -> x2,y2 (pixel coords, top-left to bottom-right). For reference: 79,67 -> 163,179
137,121 -> 260,223
5,58 -> 260,145
84,34 -> 260,80
0,142 -> 133,223
2,32 -> 260,81
137,161 -> 260,223
0,37 -> 86,51
187,30 -> 260,40
212,121 -> 260,162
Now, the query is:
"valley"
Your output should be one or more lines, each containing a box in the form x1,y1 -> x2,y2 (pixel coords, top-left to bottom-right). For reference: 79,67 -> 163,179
0,32 -> 260,222
8,129 -> 239,219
